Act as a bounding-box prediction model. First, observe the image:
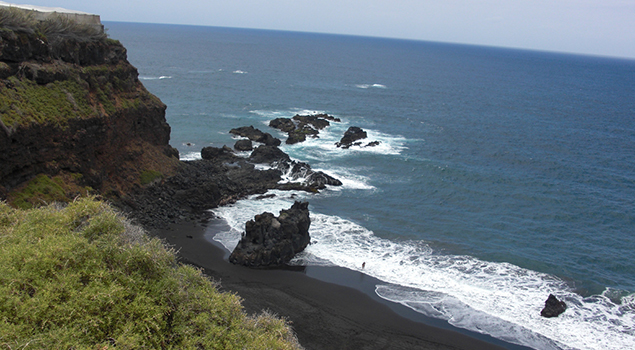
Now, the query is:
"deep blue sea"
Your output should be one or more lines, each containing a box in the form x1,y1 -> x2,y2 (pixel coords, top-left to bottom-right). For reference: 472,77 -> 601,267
106,22 -> 635,349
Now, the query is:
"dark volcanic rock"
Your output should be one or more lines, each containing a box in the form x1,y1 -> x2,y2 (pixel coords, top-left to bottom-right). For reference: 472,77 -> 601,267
269,118 -> 296,133
229,201 -> 311,267
541,294 -> 567,318
249,145 -> 291,164
234,139 -> 253,151
269,113 -> 340,145
248,146 -> 342,190
336,126 -> 367,148
230,126 -> 281,146
286,131 -> 306,145
201,146 -> 235,160
287,162 -> 342,188
292,114 -> 330,130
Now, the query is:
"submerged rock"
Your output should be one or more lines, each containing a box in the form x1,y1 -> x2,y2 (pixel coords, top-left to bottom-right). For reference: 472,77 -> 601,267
540,294 -> 567,318
229,201 -> 311,267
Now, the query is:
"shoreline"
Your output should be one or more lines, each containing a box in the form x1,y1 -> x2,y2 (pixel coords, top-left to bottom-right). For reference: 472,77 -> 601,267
153,218 -> 532,350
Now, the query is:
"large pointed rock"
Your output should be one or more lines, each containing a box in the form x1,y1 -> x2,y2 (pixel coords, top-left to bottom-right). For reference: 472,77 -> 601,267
229,201 -> 311,267
540,294 -> 567,318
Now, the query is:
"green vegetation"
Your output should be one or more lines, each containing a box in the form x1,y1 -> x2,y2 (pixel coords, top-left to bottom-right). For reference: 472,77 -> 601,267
140,170 -> 163,185
7,174 -> 67,209
0,7 -> 105,41
0,76 -> 96,128
7,173 -> 92,210
0,198 -> 302,349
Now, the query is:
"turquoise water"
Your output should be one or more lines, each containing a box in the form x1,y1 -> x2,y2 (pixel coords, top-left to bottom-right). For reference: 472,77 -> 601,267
107,22 -> 635,349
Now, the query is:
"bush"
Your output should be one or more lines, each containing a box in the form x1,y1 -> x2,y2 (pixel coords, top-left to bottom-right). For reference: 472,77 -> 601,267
0,198 -> 302,349
140,170 -> 163,185
0,7 -> 36,32
0,7 -> 106,41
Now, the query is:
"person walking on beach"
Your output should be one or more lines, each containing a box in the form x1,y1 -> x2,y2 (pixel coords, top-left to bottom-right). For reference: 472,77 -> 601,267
362,262 -> 366,269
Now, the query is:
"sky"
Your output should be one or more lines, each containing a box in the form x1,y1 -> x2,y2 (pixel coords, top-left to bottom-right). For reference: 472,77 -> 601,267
6,0 -> 635,59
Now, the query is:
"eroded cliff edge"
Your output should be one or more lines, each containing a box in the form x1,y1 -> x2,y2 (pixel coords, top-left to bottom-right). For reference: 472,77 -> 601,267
0,23 -> 180,206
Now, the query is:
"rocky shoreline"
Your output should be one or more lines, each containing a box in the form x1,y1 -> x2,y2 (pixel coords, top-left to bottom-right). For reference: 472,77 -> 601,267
116,123 -> 343,229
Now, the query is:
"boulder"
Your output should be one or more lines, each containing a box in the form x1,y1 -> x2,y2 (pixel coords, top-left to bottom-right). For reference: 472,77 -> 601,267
336,126 -> 367,148
288,162 -> 342,188
292,114 -> 330,130
269,113 -> 339,145
249,145 -> 291,164
234,139 -> 253,151
269,118 -> 296,133
286,131 -> 306,145
229,126 -> 281,146
201,146 -> 234,160
229,201 -> 311,267
540,294 -> 567,318
314,113 -> 341,122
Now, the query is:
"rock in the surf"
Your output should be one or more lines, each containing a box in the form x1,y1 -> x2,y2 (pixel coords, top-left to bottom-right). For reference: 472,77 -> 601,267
248,146 -> 342,190
540,294 -> 567,318
201,145 -> 235,160
336,126 -> 368,148
229,201 -> 311,267
269,113 -> 340,144
229,126 -> 281,146
234,139 -> 253,151
249,145 -> 291,164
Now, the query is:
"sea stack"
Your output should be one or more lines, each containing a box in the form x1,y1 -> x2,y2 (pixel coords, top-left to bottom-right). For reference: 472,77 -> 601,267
229,201 -> 311,267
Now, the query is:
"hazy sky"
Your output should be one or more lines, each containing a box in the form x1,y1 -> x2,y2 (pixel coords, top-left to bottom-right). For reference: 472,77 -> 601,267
10,0 -> 635,59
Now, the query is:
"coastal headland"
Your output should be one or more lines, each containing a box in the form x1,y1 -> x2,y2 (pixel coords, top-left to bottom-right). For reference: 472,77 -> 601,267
0,7 -> 519,349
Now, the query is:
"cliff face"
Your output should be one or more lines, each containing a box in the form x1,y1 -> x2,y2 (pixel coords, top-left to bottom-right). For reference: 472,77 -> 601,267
0,27 -> 179,205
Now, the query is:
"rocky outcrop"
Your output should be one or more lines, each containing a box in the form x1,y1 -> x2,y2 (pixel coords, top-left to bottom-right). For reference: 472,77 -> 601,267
201,145 -> 235,160
540,294 -> 567,318
229,126 -> 281,146
234,139 -> 253,151
229,201 -> 311,267
335,126 -> 380,149
269,113 -> 340,145
122,142 -> 339,228
0,26 -> 179,204
336,126 -> 367,148
248,145 -> 342,190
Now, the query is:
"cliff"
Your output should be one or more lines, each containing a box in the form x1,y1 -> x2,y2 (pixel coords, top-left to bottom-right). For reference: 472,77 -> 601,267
0,13 -> 179,207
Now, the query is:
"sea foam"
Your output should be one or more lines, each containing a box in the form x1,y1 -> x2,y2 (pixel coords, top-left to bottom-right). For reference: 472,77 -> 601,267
211,188 -> 635,350
139,75 -> 172,80
205,107 -> 634,349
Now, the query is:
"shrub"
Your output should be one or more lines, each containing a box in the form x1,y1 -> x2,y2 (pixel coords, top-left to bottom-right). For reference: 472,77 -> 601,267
0,7 -> 37,32
0,8 -> 106,41
140,170 -> 163,185
0,198 -> 302,349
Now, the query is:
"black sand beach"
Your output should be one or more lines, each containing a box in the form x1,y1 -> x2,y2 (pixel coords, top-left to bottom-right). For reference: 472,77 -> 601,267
154,219 -> 527,350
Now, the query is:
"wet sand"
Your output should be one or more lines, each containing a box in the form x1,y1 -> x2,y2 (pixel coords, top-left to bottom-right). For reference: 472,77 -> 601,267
153,219 -> 527,350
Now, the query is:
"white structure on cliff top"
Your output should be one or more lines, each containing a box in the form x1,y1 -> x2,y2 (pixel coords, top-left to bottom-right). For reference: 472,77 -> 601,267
0,1 -> 103,33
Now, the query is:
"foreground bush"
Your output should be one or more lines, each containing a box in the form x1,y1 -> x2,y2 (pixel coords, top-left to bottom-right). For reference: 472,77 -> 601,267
0,198 -> 301,349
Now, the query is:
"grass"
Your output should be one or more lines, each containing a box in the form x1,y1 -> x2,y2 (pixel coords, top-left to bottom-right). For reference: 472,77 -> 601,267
0,76 -> 96,128
0,7 -> 105,41
7,173 -> 92,210
140,170 -> 163,185
0,198 -> 302,349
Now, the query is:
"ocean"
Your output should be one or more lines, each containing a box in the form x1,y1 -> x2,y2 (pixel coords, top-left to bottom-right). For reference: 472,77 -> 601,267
106,22 -> 635,350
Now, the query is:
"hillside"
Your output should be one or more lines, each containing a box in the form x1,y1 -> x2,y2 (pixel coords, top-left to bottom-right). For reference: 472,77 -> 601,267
0,7 -> 179,208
